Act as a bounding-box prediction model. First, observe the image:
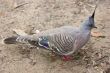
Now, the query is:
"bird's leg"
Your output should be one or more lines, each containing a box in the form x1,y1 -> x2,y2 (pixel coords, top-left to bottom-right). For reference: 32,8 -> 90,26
62,55 -> 73,61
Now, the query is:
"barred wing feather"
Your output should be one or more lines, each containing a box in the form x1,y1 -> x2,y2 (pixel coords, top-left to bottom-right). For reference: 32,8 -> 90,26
38,33 -> 76,55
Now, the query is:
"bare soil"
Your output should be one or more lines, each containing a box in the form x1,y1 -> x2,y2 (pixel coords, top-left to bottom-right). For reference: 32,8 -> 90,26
0,0 -> 110,73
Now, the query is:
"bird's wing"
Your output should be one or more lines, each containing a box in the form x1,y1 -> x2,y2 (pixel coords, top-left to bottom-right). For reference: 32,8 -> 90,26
37,32 -> 77,55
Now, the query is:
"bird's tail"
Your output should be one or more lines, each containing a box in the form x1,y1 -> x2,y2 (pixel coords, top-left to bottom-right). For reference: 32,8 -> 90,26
3,36 -> 18,44
3,36 -> 31,44
3,35 -> 50,50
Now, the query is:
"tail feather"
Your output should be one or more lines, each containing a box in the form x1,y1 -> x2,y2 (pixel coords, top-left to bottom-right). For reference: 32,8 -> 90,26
4,36 -> 29,44
4,36 -> 18,44
3,36 -> 39,45
3,36 -> 45,48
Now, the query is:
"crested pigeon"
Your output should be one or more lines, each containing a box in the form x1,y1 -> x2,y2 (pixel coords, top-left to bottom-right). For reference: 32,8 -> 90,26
3,6 -> 97,61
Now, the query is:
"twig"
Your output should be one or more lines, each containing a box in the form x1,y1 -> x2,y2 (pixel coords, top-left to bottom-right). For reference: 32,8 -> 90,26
13,2 -> 30,10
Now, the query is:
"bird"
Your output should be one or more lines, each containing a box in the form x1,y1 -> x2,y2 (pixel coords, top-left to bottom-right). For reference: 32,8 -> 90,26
3,6 -> 97,61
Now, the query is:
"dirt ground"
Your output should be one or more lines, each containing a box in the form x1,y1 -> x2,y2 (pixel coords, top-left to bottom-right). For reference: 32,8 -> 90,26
0,0 -> 110,73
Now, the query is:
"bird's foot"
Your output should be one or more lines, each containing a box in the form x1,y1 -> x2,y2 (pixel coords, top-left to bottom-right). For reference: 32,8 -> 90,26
62,55 -> 73,61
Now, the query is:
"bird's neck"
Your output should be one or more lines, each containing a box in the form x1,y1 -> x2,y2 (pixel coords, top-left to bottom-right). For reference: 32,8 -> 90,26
80,17 -> 92,32
80,25 -> 91,33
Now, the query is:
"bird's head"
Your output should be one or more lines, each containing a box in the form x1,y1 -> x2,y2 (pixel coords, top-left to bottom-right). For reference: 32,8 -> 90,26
81,6 -> 97,30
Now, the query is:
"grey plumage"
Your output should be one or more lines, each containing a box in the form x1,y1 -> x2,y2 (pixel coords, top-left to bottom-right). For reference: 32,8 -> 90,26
3,6 -> 97,56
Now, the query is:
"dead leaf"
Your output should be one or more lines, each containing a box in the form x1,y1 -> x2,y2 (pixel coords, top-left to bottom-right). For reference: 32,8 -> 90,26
0,12 -> 5,17
91,31 -> 105,38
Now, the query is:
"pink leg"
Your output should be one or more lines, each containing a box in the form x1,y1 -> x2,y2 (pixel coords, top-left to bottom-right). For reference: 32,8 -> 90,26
62,55 -> 73,61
